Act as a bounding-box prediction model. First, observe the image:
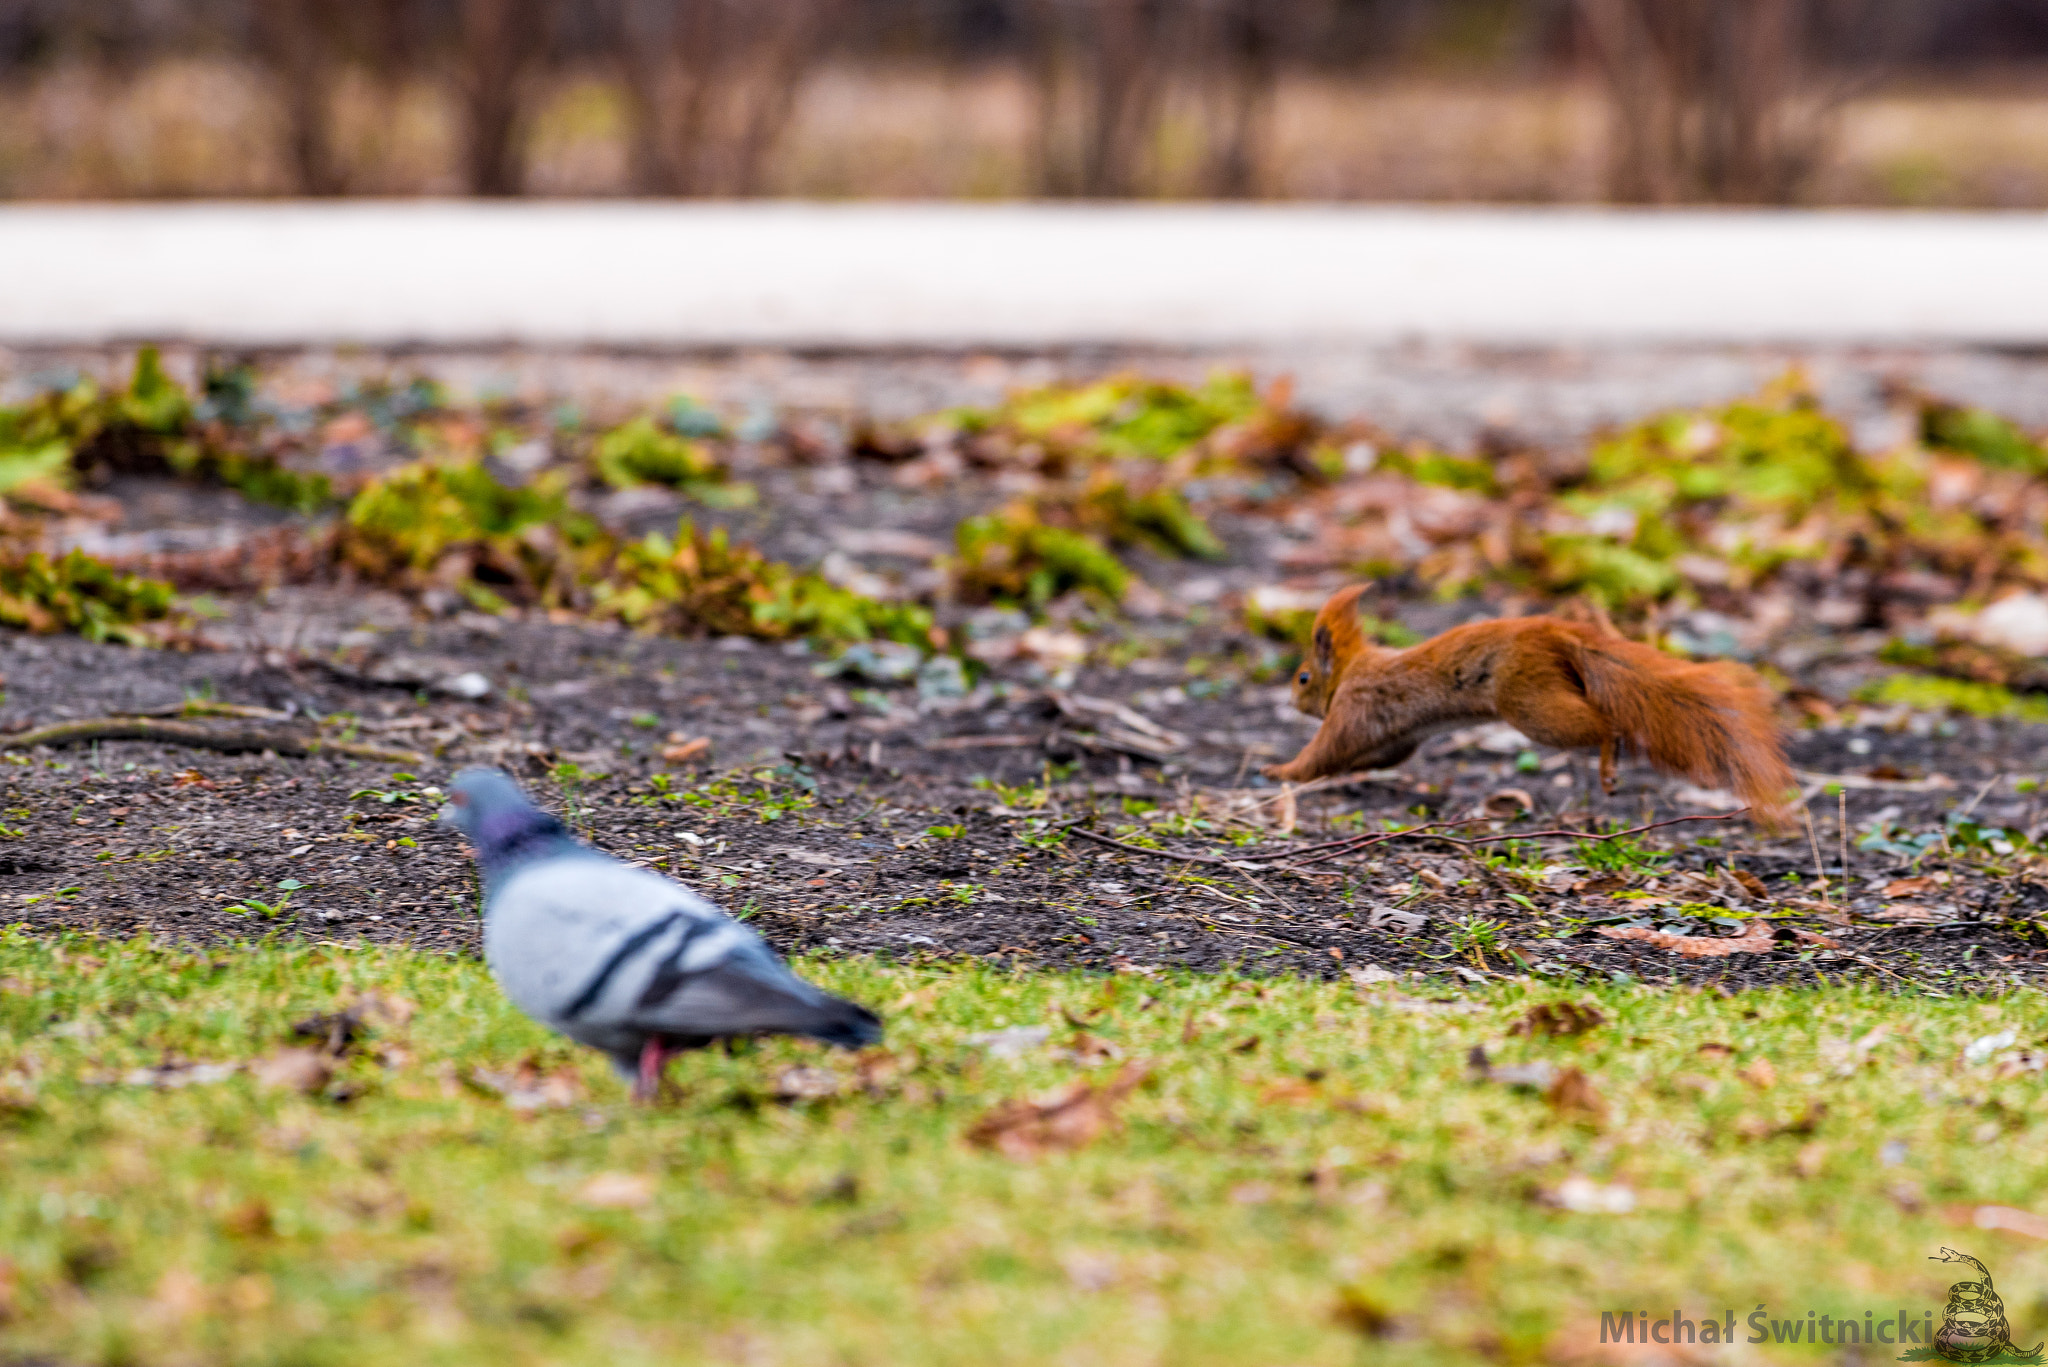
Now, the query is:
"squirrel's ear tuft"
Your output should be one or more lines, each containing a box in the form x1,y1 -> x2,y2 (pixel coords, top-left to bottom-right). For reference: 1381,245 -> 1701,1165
1314,584 -> 1369,668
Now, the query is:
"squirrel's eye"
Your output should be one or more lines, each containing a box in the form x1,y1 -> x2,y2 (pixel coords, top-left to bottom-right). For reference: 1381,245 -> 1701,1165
1297,672 -> 1310,684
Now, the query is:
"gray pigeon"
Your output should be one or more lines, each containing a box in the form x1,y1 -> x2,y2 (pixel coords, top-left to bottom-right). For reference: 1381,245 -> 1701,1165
441,767 -> 881,1100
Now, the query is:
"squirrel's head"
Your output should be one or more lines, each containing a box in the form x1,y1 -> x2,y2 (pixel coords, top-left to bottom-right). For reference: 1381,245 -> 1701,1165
1290,584 -> 1374,719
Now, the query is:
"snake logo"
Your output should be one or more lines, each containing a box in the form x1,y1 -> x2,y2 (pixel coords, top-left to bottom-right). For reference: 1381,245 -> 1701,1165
1919,1248 -> 2044,1365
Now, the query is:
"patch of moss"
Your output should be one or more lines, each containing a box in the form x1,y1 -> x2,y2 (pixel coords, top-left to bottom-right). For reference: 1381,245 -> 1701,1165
340,461 -> 601,607
0,550 -> 176,644
951,504 -> 1131,608
977,372 -> 1264,462
1921,401 -> 2048,476
595,519 -> 933,646
592,416 -> 751,507
1073,467 -> 1225,561
1856,673 -> 2048,723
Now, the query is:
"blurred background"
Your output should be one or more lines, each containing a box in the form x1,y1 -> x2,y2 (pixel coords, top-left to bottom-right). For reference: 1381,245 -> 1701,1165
1,0 -> 2044,206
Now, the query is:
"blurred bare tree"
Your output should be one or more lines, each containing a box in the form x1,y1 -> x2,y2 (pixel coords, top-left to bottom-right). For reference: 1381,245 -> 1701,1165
452,0 -> 557,196
607,0 -> 845,196
1576,0 -> 1926,203
1192,0 -> 1329,198
247,0 -> 401,195
1024,0 -> 1182,197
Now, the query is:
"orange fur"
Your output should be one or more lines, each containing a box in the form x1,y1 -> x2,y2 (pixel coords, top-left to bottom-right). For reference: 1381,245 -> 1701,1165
1269,586 -> 1794,828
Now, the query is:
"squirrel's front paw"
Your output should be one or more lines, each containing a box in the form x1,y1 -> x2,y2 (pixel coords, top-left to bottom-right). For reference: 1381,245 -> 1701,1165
1260,762 -> 1299,782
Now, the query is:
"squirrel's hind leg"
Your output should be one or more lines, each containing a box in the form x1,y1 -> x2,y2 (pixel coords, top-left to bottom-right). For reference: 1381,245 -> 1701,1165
1599,740 -> 1617,794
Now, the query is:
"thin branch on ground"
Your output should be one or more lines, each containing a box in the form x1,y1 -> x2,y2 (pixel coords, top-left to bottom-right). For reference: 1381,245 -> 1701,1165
0,717 -> 422,763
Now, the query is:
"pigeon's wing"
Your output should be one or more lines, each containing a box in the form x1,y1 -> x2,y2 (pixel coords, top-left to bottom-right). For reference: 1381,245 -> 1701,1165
624,933 -> 882,1048
484,853 -> 730,1030
486,854 -> 879,1048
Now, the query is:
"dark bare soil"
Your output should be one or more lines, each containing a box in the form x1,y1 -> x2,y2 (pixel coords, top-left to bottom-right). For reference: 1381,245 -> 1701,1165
5,603 -> 2045,994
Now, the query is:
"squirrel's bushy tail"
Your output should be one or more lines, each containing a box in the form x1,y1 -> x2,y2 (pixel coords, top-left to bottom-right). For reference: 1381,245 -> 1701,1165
1573,634 -> 1795,828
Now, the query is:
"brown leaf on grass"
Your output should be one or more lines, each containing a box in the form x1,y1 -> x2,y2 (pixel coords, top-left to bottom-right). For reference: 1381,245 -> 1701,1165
965,1061 -> 1152,1160
1510,1002 -> 1608,1038
1259,1077 -> 1321,1105
1332,1286 -> 1394,1337
1063,1032 -> 1123,1065
1544,1067 -> 1608,1124
772,1066 -> 842,1102
1962,1205 -> 2048,1240
577,1173 -> 656,1210
1231,1034 -> 1262,1054
0,977 -> 26,996
467,1060 -> 584,1113
1788,927 -> 1842,948
249,1048 -> 333,1095
220,1199 -> 273,1239
1594,920 -> 1776,957
0,1255 -> 20,1323
1570,875 -> 1632,895
1884,875 -> 1943,898
1739,1057 -> 1778,1090
1696,1042 -> 1735,1060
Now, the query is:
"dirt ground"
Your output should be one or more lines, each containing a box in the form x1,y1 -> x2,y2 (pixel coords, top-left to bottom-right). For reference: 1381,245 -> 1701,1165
6,345 -> 2048,994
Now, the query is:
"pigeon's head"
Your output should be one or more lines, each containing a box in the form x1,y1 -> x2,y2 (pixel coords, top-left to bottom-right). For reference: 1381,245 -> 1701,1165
441,767 -> 564,861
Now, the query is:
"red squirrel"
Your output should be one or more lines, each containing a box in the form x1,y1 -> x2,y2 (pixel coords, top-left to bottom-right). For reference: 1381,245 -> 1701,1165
1264,586 -> 1794,827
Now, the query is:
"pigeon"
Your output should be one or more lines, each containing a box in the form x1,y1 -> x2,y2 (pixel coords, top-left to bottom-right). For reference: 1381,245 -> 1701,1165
441,767 -> 881,1100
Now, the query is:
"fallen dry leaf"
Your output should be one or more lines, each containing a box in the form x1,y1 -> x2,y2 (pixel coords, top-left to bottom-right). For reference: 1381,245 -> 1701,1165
772,1066 -> 842,1101
220,1198 -> 273,1239
1594,919 -> 1776,957
1870,902 -> 1941,923
1062,1031 -> 1123,1064
1481,787 -> 1535,818
249,1048 -> 333,1095
1542,1174 -> 1636,1214
1258,1077 -> 1321,1105
578,1173 -> 657,1209
0,977 -> 26,996
1883,875 -> 1943,898
1739,1057 -> 1778,1090
468,1059 -> 584,1113
661,736 -> 711,765
1510,1002 -> 1608,1038
1696,1042 -> 1735,1060
965,1060 -> 1151,1160
1726,867 -> 1770,901
1966,1205 -> 2048,1240
1544,1067 -> 1608,1124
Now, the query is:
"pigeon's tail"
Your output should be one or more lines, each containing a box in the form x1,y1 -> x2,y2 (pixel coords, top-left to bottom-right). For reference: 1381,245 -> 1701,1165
803,995 -> 884,1050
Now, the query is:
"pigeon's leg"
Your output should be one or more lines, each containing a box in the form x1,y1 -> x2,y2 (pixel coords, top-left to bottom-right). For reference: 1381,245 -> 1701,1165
633,1036 -> 670,1104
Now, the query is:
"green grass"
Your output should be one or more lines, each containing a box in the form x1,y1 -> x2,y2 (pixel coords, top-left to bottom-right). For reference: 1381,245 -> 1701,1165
3,931 -> 2048,1366
1859,673 -> 2048,723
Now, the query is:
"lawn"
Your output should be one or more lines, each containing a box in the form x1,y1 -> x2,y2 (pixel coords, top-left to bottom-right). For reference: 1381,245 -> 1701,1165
2,931 -> 2046,1366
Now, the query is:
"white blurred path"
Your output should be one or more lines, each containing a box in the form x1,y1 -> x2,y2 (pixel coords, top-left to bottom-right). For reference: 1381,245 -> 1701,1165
2,202 -> 2044,347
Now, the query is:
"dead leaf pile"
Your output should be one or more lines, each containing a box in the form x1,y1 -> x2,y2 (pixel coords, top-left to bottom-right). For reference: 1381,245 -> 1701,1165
965,1060 -> 1152,1160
